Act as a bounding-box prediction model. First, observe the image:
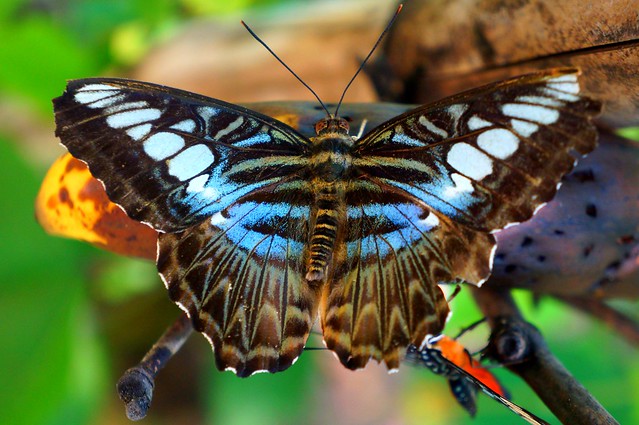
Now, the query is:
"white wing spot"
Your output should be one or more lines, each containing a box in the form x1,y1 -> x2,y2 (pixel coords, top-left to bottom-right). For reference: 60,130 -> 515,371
106,108 -> 162,128
168,144 -> 215,181
187,174 -> 209,192
215,116 -> 244,139
541,87 -> 579,102
547,82 -> 579,94
126,123 -> 152,141
477,128 -> 519,159
502,103 -> 559,125
418,116 -> 448,138
106,101 -> 148,114
447,104 -> 468,120
549,74 -> 578,83
210,212 -> 227,226
447,143 -> 493,180
186,173 -> 218,200
510,119 -> 539,137
197,107 -> 220,133
143,132 -> 185,161
76,93 -> 124,109
419,212 -> 440,229
77,83 -> 118,93
467,116 -> 492,130
516,95 -> 563,107
74,84 -> 120,107
443,173 -> 474,198
170,119 -> 196,132
392,131 -> 426,147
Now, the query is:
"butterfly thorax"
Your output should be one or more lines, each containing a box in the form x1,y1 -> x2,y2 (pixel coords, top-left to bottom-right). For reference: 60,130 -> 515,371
305,117 -> 355,282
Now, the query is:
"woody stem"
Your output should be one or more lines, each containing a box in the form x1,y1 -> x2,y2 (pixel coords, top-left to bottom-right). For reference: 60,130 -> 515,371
471,286 -> 618,425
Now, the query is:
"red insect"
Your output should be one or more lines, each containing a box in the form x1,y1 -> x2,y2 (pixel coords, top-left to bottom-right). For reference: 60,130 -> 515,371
406,334 -> 549,425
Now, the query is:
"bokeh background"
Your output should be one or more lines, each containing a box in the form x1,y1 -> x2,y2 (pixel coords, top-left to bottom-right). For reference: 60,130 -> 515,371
1,0 -> 637,424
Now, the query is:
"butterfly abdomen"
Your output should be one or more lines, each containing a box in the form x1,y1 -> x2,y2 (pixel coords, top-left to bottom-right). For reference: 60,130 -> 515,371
306,181 -> 345,282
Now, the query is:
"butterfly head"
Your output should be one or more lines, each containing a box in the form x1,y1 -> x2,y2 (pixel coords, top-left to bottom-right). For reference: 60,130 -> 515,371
314,117 -> 350,136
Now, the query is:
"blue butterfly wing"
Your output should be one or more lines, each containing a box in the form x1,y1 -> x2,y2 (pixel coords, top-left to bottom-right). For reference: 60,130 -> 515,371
55,79 -> 318,376
354,69 -> 600,232
321,69 -> 600,371
54,78 -> 311,232
157,187 -> 317,376
322,188 -> 494,370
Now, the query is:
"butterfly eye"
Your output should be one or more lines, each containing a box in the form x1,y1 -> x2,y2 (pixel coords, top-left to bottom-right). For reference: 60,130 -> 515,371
314,117 -> 350,136
314,118 -> 329,135
337,117 -> 350,133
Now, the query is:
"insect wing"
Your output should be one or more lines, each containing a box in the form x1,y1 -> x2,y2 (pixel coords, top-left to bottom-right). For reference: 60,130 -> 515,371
158,187 -> 318,376
54,78 -> 312,232
321,69 -> 600,372
405,344 -> 550,425
54,79 -> 321,376
322,194 -> 494,370
354,68 -> 600,232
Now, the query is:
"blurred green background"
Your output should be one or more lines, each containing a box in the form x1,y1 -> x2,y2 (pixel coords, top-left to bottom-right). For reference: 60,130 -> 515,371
1,0 -> 637,424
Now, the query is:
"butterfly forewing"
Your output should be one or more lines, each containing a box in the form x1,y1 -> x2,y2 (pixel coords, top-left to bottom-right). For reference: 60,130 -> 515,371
355,68 -> 600,231
54,78 -> 311,232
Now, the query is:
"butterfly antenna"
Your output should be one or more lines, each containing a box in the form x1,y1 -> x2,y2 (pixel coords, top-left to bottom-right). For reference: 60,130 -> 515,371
242,20 -> 332,117
333,3 -> 403,118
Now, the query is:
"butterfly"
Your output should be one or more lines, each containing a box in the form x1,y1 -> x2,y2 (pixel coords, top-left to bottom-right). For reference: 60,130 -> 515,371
53,68 -> 600,377
405,336 -> 550,425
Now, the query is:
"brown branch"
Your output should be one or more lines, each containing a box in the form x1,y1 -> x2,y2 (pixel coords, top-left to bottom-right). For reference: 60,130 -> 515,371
117,313 -> 193,421
555,295 -> 639,347
471,286 -> 619,425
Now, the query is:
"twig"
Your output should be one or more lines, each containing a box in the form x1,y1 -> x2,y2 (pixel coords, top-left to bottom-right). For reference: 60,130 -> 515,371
116,313 -> 193,421
471,286 -> 619,425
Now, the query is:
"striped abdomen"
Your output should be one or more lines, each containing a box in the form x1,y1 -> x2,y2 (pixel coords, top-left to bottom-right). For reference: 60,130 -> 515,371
306,181 -> 343,281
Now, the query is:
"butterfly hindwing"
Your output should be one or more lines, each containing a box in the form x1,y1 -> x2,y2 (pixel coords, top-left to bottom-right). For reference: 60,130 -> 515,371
321,188 -> 494,370
354,69 -> 600,231
54,78 -> 311,232
157,187 -> 318,376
